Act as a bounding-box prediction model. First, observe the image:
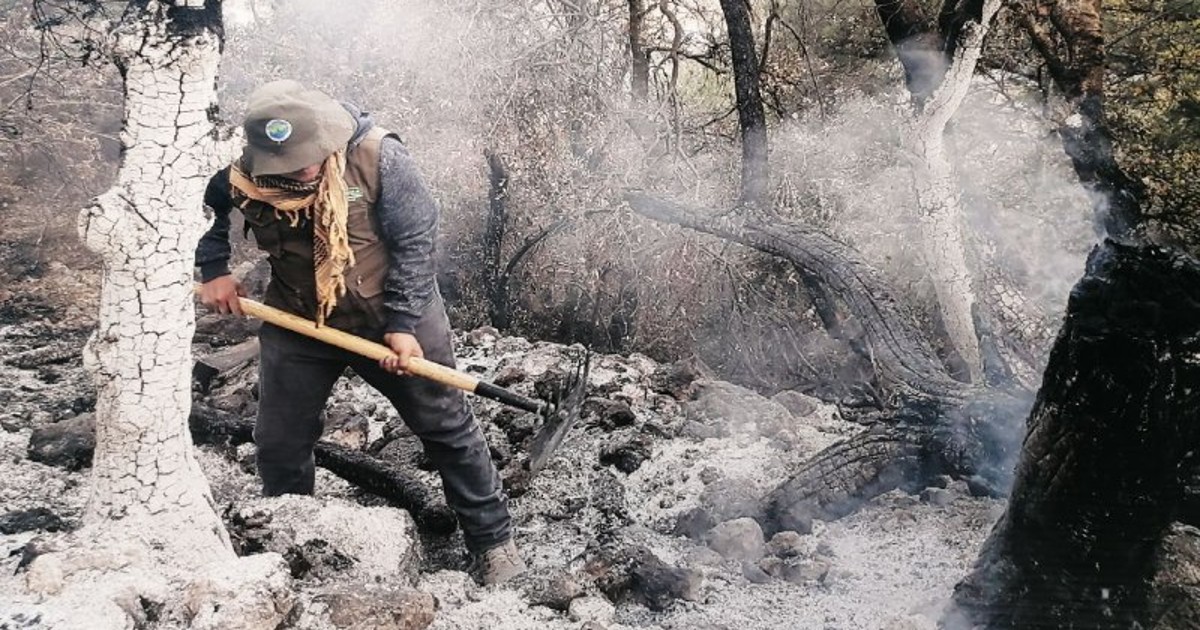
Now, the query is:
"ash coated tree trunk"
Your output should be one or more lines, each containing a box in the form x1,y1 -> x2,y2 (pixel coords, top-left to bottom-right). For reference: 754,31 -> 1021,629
18,2 -> 293,628
78,0 -> 229,557
875,0 -> 1002,383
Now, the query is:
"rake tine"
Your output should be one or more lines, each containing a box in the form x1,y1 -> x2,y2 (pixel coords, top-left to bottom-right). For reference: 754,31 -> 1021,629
527,345 -> 592,474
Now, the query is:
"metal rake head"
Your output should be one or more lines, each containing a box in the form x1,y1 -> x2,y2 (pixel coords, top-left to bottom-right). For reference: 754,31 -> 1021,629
542,345 -> 591,418
527,345 -> 592,474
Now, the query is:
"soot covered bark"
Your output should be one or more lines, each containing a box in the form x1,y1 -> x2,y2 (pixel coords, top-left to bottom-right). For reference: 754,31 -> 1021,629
951,240 -> 1200,628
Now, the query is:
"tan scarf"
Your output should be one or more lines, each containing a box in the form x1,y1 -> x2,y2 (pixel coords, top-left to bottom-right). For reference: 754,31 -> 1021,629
230,150 -> 356,327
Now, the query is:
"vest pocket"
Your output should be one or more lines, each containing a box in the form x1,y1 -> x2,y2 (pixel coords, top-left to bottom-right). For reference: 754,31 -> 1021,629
339,247 -> 387,329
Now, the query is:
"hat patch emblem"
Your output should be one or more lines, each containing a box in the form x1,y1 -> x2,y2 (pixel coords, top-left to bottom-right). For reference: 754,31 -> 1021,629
265,119 -> 293,143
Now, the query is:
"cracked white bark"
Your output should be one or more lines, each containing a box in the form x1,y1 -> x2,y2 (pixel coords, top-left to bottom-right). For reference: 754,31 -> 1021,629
77,4 -> 229,556
15,3 -> 293,629
903,0 -> 1001,383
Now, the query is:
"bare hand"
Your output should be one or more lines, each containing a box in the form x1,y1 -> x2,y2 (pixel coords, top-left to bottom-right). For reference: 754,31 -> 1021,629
380,332 -> 423,374
199,275 -> 245,317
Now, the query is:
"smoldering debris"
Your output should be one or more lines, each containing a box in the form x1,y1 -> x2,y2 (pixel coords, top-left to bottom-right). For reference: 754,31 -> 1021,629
0,301 -> 1012,629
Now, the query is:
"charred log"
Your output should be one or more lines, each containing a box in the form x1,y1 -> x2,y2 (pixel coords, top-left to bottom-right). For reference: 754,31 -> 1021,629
626,192 -> 974,402
765,390 -> 1025,532
950,241 -> 1200,628
192,338 -> 260,394
189,404 -> 457,534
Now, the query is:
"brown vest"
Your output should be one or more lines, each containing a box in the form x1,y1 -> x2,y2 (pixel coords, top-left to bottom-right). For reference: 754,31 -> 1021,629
232,126 -> 399,331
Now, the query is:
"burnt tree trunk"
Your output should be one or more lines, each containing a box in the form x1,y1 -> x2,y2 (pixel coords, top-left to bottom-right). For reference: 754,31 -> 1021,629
950,241 -> 1200,628
717,0 -> 769,209
947,1 -> 1191,625
628,0 -> 649,101
483,149 -> 511,329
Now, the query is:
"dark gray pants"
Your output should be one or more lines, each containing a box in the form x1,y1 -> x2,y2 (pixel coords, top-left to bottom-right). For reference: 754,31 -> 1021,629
253,297 -> 511,553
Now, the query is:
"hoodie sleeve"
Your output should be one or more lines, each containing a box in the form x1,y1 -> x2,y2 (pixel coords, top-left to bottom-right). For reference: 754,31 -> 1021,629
375,136 -> 438,334
195,167 -> 234,282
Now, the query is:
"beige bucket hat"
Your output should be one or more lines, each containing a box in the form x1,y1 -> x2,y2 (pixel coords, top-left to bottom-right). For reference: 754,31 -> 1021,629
241,80 -> 355,177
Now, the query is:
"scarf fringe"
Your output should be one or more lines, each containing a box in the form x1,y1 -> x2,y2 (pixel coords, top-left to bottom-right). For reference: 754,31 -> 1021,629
230,151 -> 355,326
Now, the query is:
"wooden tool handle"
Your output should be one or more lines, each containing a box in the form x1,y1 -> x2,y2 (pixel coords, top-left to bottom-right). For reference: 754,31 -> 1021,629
194,286 -> 546,414
232,296 -> 482,392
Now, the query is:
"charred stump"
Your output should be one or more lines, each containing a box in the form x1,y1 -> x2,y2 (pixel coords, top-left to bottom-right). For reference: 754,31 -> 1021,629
950,241 -> 1200,628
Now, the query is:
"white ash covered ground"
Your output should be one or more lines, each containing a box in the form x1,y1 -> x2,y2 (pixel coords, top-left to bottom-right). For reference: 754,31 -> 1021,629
0,283 -> 1003,629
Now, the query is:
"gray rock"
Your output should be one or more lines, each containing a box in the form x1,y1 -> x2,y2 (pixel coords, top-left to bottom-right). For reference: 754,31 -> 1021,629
184,554 -> 295,630
590,544 -> 702,611
672,507 -> 716,540
1,414 -> 24,432
920,487 -> 955,507
648,356 -> 714,400
684,546 -> 726,568
757,556 -> 784,578
771,390 -> 821,418
781,558 -> 831,585
742,561 -> 773,584
699,478 -> 764,523
583,397 -> 637,430
492,365 -> 526,387
311,583 -> 436,630
323,404 -> 369,450
686,380 -> 794,436
464,326 -> 500,347
632,563 -> 704,608
27,413 -> 94,471
519,569 -> 585,611
767,531 -> 808,558
705,518 -> 766,562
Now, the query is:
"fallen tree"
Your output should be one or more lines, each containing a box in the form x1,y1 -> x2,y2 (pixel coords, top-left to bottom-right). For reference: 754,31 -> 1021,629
625,192 -> 1029,532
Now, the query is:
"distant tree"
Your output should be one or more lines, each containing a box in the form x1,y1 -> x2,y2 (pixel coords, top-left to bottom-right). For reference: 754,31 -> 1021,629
717,0 -> 768,209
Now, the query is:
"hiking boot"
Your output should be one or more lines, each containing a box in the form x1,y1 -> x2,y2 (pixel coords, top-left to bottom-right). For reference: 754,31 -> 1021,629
475,538 -> 527,585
